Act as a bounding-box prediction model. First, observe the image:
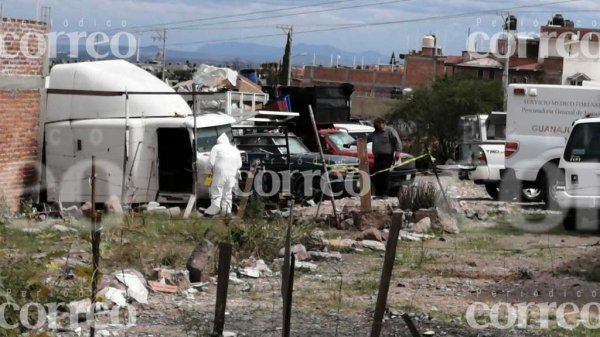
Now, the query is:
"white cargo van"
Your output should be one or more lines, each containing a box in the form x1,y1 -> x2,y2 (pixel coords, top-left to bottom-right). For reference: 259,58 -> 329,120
42,60 -> 236,205
503,84 -> 600,207
556,116 -> 600,230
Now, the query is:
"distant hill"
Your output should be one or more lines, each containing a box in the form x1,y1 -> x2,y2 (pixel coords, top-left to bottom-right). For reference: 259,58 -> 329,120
53,40 -> 392,67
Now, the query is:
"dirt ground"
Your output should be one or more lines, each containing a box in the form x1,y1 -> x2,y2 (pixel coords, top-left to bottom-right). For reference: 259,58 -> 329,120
2,172 -> 600,337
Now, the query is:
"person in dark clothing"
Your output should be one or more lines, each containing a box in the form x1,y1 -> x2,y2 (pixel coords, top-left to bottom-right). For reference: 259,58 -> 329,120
371,117 -> 402,197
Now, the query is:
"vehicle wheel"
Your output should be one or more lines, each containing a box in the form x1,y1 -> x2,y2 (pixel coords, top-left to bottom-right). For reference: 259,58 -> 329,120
520,185 -> 543,203
484,183 -> 500,200
293,177 -> 322,203
540,163 -> 561,210
562,208 -> 576,231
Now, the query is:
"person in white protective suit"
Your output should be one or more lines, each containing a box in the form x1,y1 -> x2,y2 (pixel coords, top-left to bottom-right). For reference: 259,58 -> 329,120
204,133 -> 242,216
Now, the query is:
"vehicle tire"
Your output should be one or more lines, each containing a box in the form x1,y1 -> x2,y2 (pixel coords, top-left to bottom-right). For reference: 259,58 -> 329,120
484,183 -> 500,200
562,208 -> 576,231
498,178 -> 521,202
499,177 -> 544,203
293,177 -> 323,203
539,162 -> 562,210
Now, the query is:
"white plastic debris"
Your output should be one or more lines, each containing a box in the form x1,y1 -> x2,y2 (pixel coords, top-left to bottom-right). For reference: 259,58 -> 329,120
114,270 -> 148,304
99,287 -> 127,307
193,64 -> 238,90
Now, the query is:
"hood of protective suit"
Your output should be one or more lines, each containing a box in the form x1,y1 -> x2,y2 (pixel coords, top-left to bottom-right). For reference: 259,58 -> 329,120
216,133 -> 230,145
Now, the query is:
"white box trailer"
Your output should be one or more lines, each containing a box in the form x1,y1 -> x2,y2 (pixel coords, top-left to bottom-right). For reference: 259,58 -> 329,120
43,60 -> 236,204
504,84 -> 600,207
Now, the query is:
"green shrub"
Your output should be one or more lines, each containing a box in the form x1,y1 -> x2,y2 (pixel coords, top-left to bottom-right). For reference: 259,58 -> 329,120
0,193 -> 11,225
243,195 -> 265,219
397,182 -> 441,211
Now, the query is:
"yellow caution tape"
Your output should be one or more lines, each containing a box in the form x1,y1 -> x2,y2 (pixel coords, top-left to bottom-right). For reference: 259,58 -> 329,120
308,152 -> 435,176
370,153 -> 434,177
309,161 -> 359,171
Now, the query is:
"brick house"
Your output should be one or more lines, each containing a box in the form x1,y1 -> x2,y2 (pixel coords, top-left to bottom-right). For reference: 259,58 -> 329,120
0,18 -> 49,211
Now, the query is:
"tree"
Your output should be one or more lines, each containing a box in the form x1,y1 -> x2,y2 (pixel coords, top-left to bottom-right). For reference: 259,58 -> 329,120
279,30 -> 292,85
387,77 -> 503,161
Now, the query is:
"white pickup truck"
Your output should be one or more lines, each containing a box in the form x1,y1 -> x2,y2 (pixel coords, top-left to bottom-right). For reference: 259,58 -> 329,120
457,112 -> 507,199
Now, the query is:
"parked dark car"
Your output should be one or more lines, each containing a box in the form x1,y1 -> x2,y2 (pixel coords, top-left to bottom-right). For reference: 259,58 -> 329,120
234,131 -> 360,200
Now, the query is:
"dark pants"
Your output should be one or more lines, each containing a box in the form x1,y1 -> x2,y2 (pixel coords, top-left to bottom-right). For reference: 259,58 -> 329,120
373,153 -> 394,197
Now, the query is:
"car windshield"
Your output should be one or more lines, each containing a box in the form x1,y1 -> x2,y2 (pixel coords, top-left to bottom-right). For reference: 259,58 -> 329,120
196,125 -> 233,153
564,123 -> 600,162
328,132 -> 357,150
273,137 -> 310,155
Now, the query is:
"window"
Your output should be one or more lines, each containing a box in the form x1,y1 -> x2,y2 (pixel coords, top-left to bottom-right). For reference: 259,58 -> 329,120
327,132 -> 357,151
564,123 -> 600,162
273,137 -> 310,155
478,69 -> 484,79
195,125 -> 233,153
570,80 -> 583,86
489,70 -> 495,80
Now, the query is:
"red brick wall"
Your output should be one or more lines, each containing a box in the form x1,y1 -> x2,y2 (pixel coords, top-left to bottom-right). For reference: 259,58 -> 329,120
301,66 -> 403,96
0,91 -> 40,210
0,18 -> 47,210
1,18 -> 47,76
404,56 -> 446,88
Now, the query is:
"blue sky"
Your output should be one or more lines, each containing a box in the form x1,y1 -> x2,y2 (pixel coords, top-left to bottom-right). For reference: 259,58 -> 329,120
3,0 -> 600,56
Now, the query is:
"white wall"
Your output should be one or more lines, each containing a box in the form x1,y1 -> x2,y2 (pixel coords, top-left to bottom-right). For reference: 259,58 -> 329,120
562,58 -> 600,84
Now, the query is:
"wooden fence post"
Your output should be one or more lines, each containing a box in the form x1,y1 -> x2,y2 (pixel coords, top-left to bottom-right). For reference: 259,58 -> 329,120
357,138 -> 371,213
369,211 -> 403,337
213,243 -> 232,336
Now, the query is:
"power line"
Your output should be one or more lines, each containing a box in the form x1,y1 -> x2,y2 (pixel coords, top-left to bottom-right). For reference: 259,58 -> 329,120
167,0 -> 580,46
132,0 -> 412,33
120,0 -> 369,32
171,23 -> 359,32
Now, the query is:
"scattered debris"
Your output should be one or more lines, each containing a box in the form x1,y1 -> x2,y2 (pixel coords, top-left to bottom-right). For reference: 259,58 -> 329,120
308,251 -> 343,262
114,269 -> 149,304
295,261 -> 318,272
356,228 -> 384,242
411,217 -> 432,234
338,217 -> 354,230
399,230 -> 435,242
97,287 -> 127,306
51,224 -> 78,233
239,268 -> 260,279
324,238 -> 357,251
148,280 -> 179,294
436,211 -> 460,234
279,244 -> 309,261
360,240 -> 386,251
104,195 -> 124,214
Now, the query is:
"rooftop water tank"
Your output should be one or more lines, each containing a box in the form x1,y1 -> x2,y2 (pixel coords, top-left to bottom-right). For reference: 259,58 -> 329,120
422,35 -> 435,49
552,14 -> 565,27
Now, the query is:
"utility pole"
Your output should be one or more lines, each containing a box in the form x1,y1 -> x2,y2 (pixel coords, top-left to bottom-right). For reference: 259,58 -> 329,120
503,13 -> 510,111
161,28 -> 167,81
502,12 -> 516,111
432,35 -> 437,84
136,33 -> 141,63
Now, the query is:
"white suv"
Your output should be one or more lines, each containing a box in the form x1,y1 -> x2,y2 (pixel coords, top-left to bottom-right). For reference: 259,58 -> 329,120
556,117 -> 600,230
